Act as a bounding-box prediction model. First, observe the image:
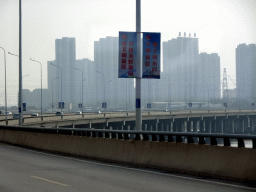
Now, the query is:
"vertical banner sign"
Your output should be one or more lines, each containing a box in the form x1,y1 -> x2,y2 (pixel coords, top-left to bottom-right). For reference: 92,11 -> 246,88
118,32 -> 137,78
142,33 -> 161,79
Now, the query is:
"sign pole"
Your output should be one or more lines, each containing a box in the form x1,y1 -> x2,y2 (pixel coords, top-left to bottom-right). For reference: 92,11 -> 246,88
135,0 -> 142,131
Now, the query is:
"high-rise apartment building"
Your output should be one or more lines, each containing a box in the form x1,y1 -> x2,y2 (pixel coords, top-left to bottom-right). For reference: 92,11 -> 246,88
163,33 -> 221,103
52,37 -> 76,109
162,34 -> 199,102
198,53 -> 220,101
94,36 -> 135,109
236,44 -> 256,101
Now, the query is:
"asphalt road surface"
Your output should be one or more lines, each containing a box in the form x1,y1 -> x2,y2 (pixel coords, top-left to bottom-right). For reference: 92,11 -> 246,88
0,142 -> 255,192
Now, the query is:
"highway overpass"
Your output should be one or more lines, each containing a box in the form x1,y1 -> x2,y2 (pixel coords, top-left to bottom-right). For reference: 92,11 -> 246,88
1,110 -> 256,135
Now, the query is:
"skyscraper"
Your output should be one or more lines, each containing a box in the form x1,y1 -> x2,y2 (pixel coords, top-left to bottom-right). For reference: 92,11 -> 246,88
162,34 -> 199,102
198,53 -> 220,101
55,37 -> 76,109
236,44 -> 256,101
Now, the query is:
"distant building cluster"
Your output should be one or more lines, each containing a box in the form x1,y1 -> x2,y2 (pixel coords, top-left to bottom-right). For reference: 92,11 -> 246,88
21,34 -> 256,111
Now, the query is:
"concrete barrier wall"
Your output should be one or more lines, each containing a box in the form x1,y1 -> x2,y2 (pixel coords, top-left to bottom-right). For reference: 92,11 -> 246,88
0,129 -> 256,181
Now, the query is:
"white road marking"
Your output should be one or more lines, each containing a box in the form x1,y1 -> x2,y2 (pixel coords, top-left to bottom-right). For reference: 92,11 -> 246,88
30,175 -> 68,187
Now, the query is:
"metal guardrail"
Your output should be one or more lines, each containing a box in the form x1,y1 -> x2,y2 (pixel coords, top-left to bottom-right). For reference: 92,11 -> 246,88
1,125 -> 256,149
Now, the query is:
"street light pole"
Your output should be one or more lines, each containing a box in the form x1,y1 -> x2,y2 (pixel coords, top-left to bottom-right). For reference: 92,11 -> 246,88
164,78 -> 171,110
96,71 -> 105,110
30,58 -> 42,119
52,77 -> 58,112
0,47 -> 7,122
135,0 -> 142,131
19,0 -> 23,126
51,63 -> 62,113
73,68 -> 83,114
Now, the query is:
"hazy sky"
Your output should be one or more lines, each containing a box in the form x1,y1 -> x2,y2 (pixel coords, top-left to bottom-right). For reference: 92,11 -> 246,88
1,0 -> 256,105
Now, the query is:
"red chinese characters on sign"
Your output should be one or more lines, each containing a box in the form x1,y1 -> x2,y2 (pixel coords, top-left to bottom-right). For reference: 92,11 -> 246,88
129,59 -> 133,64
129,47 -> 133,52
128,65 -> 133,70
145,55 -> 150,60
146,48 -> 151,53
119,32 -> 137,78
145,61 -> 150,66
122,59 -> 126,64
146,35 -> 151,40
122,41 -> 127,46
122,53 -> 127,58
122,34 -> 127,40
152,55 -> 157,60
152,67 -> 157,72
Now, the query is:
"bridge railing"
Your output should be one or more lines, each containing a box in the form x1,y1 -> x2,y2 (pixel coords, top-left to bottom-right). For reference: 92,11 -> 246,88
1,125 -> 256,149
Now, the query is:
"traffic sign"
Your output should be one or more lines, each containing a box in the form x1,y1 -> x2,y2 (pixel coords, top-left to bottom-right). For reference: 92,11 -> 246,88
136,99 -> 140,108
142,32 -> 161,79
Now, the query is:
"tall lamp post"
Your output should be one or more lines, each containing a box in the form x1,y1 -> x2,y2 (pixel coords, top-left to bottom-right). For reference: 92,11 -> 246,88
52,77 -> 58,112
30,58 -> 42,119
73,68 -> 84,114
8,52 -> 22,122
0,47 -> 7,122
51,63 -> 62,113
164,78 -> 171,110
96,71 -> 105,110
